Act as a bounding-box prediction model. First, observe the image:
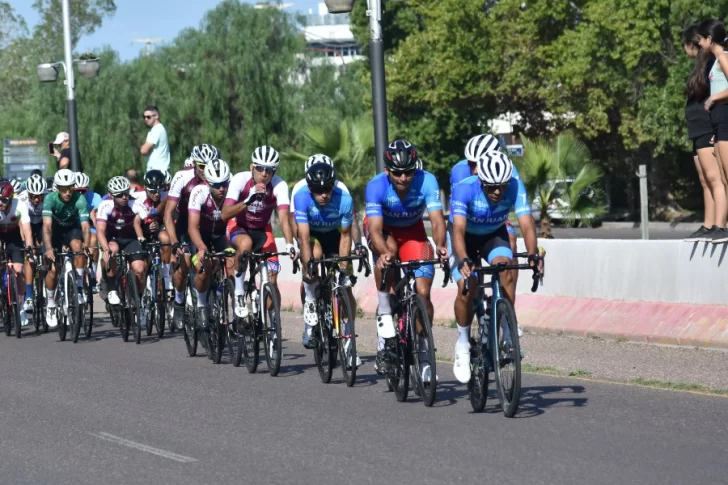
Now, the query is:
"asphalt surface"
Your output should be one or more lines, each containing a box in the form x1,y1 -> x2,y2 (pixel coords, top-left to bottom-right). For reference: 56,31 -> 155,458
1,304 -> 726,485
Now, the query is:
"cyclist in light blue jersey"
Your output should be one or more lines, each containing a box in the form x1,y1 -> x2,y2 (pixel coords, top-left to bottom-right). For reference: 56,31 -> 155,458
75,172 -> 102,289
295,163 -> 360,370
448,150 -> 541,384
364,140 -> 448,379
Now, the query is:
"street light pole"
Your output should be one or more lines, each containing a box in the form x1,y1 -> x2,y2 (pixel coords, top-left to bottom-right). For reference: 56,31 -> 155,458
61,0 -> 80,172
368,0 -> 388,174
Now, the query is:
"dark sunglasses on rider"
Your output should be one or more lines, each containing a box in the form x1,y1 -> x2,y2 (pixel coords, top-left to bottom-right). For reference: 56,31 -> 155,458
114,191 -> 130,199
209,181 -> 230,189
389,168 -> 415,177
481,181 -> 508,192
146,187 -> 162,194
310,185 -> 333,195
0,196 -> 10,204
254,165 -> 275,174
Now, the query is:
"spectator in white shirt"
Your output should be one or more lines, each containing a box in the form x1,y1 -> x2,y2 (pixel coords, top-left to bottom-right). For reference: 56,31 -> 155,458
140,105 -> 170,173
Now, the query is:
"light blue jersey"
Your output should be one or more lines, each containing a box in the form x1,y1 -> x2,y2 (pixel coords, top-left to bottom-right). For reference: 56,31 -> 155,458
293,186 -> 353,232
449,175 -> 530,236
365,170 -> 442,227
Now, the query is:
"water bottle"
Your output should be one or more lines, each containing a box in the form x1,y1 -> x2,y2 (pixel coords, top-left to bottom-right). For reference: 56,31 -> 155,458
153,252 -> 161,266
2,272 -> 6,290
216,282 -> 223,298
251,289 -> 259,314
479,312 -> 490,344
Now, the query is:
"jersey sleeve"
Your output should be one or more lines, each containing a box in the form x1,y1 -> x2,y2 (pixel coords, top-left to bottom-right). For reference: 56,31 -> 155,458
75,193 -> 90,222
187,185 -> 207,212
224,173 -> 247,206
293,190 -> 312,224
167,171 -> 187,200
16,200 -> 30,224
339,193 -> 353,228
132,200 -> 148,218
423,172 -> 443,212
272,176 -> 290,210
511,165 -> 521,182
450,182 -> 471,219
364,177 -> 384,218
96,199 -> 115,223
42,194 -> 54,219
91,193 -> 102,209
512,178 -> 531,216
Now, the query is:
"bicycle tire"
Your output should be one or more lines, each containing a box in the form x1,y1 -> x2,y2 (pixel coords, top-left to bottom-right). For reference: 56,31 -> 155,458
9,271 -> 21,338
145,284 -> 154,337
84,276 -> 93,339
261,283 -> 282,377
336,289 -> 357,387
492,298 -> 521,418
3,284 -> 10,337
154,265 -> 165,339
64,272 -> 81,344
468,308 -> 490,413
127,270 -> 142,345
222,278 -> 237,363
207,286 -> 223,364
182,280 -> 198,356
409,294 -> 437,407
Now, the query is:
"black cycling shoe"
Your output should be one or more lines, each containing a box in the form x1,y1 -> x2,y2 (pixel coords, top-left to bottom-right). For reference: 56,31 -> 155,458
196,307 -> 209,329
173,301 -> 185,329
374,350 -> 387,376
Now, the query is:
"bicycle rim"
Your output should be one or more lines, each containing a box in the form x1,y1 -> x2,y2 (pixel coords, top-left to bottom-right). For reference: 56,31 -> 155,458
409,295 -> 437,406
145,284 -> 154,337
391,335 -> 410,402
127,271 -> 142,345
84,277 -> 93,338
261,283 -> 282,377
183,283 -> 198,356
33,273 -> 42,333
222,279 -> 237,363
155,266 -> 165,338
492,298 -> 521,417
468,314 -> 489,413
239,291 -> 259,372
336,290 -> 357,387
208,288 -> 222,364
10,271 -> 21,339
66,272 -> 81,344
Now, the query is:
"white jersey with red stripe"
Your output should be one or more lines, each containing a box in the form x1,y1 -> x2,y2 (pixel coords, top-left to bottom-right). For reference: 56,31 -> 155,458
0,198 -> 31,233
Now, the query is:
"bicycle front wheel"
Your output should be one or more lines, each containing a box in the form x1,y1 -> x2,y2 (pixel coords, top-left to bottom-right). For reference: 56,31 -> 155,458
182,282 -> 198,356
336,290 -> 357,387
492,298 -> 521,418
84,275 -> 93,339
261,283 -> 282,377
222,278 -> 237,363
3,286 -> 10,337
127,271 -> 142,345
9,271 -> 21,339
154,265 -> 165,339
207,287 -> 224,364
65,272 -> 81,344
468,310 -> 489,413
409,295 -> 437,407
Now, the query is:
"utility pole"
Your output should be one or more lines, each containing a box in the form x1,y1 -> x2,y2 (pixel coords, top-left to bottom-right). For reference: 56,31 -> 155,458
638,164 -> 649,240
61,0 -> 80,172
368,0 -> 388,174
133,38 -> 163,57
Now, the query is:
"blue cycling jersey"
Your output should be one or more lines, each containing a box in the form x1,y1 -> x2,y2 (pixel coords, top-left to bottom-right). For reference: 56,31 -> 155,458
293,186 -> 353,232
449,175 -> 530,235
85,190 -> 102,210
449,159 -> 521,195
365,170 -> 443,227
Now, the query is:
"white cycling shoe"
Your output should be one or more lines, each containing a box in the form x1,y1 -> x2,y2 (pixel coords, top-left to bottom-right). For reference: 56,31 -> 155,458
107,291 -> 121,305
23,299 -> 33,312
453,343 -> 472,384
303,301 -> 318,326
46,307 -> 58,328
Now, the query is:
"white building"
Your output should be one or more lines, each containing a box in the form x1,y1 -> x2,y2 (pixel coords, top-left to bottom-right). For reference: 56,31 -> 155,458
303,3 -> 364,67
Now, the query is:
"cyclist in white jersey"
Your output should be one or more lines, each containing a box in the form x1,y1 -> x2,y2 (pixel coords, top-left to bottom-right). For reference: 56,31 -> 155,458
18,174 -> 47,314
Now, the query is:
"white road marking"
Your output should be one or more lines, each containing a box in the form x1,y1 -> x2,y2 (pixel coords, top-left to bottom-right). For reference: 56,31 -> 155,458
89,432 -> 198,463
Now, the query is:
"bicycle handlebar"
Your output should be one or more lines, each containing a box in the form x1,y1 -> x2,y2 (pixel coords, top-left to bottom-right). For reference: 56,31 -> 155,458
462,261 -> 541,296
198,250 -> 236,274
235,250 -> 300,277
306,252 -> 372,284
378,258 -> 450,292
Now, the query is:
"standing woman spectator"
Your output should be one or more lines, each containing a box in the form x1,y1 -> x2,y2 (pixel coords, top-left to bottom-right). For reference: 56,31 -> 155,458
683,25 -> 727,242
700,19 -> 728,243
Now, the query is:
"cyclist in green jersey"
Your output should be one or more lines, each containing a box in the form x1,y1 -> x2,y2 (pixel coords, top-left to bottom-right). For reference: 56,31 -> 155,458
41,169 -> 91,328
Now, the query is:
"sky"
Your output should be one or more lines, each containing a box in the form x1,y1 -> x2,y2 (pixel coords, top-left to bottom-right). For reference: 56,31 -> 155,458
12,0 -> 325,61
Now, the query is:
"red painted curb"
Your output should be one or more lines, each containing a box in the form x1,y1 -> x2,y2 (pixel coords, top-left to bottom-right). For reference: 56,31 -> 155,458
276,281 -> 728,349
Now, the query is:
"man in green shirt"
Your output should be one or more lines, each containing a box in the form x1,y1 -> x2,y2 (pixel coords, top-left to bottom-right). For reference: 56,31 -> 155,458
42,169 -> 91,328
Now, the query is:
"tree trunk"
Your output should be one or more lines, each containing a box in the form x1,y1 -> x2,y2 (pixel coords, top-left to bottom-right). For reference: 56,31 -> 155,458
539,215 -> 554,239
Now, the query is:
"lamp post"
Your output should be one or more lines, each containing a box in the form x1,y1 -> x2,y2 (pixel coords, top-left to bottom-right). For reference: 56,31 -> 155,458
36,0 -> 100,173
324,0 -> 387,174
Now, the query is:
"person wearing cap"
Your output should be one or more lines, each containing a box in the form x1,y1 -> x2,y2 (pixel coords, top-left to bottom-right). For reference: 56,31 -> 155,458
51,132 -> 84,172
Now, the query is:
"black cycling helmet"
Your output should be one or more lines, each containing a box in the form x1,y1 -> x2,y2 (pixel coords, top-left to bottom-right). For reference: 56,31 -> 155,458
144,169 -> 166,190
384,140 -> 418,171
306,162 -> 336,192
30,169 -> 43,178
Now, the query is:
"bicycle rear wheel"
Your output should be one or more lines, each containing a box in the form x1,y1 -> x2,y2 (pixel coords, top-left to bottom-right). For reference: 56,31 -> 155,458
154,265 -> 165,338
9,271 -> 21,338
207,286 -> 224,364
144,278 -> 153,337
182,281 -> 198,356
336,290 -> 357,387
66,272 -> 81,343
492,298 -> 521,417
222,279 -> 237,364
127,270 -> 142,345
261,283 -> 282,377
84,275 -> 93,339
468,309 -> 490,413
3,283 -> 10,337
409,295 -> 437,407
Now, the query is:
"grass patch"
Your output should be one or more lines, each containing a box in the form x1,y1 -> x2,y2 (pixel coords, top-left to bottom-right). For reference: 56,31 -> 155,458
568,369 -> 592,377
522,363 -> 561,375
630,378 -> 728,395
448,319 -> 458,329
356,307 -> 364,319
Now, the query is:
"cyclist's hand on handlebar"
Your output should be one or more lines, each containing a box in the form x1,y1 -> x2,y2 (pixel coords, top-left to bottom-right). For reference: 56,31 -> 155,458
137,236 -> 146,245
149,221 -> 159,232
354,243 -> 367,257
172,242 -> 184,258
527,253 -> 544,275
45,248 -> 55,263
436,246 -> 448,266
196,246 -> 208,267
376,253 -> 393,270
458,257 -> 474,280
285,243 -> 298,260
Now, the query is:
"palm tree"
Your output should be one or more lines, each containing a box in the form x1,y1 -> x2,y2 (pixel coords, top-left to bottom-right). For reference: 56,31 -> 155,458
517,132 -> 608,238
282,116 -> 376,205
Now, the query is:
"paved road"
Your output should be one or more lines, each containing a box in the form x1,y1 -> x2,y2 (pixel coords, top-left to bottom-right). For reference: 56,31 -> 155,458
0,307 -> 725,485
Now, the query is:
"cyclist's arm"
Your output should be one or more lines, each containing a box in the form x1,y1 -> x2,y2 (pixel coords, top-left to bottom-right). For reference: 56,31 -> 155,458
20,222 -> 33,249
187,210 -> 206,254
349,202 -> 362,247
42,216 -> 53,252
366,216 -> 389,256
297,221 -> 313,272
81,221 -> 91,247
339,226 -> 352,270
96,220 -> 110,252
277,207 -> 294,246
90,208 -> 98,226
133,214 -> 144,240
452,215 -> 469,263
517,213 -> 538,256
428,209 -> 447,250
163,197 -> 178,244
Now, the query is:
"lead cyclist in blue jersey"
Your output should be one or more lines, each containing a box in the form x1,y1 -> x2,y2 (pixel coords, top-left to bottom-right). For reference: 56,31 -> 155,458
448,150 -> 542,384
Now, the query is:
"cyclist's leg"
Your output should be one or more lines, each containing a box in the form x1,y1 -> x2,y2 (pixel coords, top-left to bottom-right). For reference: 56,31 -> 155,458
89,231 -> 98,285
301,235 -> 324,346
483,225 -> 515,303
66,230 -> 86,299
261,226 -> 281,307
104,240 -> 122,303
506,220 -> 518,305
121,238 -> 147,292
158,229 -> 173,289
231,230 -> 253,294
9,246 -> 28,325
44,228 -> 63,307
23,249 -> 34,304
395,221 -> 436,319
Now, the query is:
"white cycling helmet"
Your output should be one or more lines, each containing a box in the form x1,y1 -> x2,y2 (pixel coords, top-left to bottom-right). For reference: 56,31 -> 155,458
107,176 -> 131,195
75,172 -> 90,189
415,158 -> 423,170
251,145 -> 280,169
465,134 -> 501,163
191,144 -> 219,165
26,174 -> 47,195
476,150 -> 514,185
164,170 -> 172,185
204,159 -> 231,184
10,179 -> 22,193
304,154 -> 334,171
54,168 -> 75,188
184,157 -> 194,168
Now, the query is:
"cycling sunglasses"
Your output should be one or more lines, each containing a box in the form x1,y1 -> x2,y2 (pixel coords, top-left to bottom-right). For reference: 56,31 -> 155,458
209,181 -> 230,189
389,168 -> 415,177
0,196 -> 10,204
481,181 -> 508,192
146,187 -> 163,194
254,165 -> 275,174
310,185 -> 333,195
114,191 -> 130,199
57,186 -> 74,194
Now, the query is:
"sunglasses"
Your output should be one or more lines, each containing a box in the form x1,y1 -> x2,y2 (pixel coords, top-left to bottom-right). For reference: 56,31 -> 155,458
57,186 -> 74,194
30,194 -> 44,200
310,185 -> 333,195
114,192 -> 130,199
0,197 -> 10,204
143,115 -> 154,120
195,162 -> 207,168
254,165 -> 275,174
390,168 -> 415,177
481,182 -> 508,192
209,181 -> 230,189
146,187 -> 162,194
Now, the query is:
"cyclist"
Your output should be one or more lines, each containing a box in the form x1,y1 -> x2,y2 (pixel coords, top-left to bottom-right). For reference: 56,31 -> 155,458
165,144 -> 218,329
187,159 -> 235,325
364,140 -> 448,379
75,172 -> 102,290
0,181 -> 34,326
133,170 -> 172,290
294,162 -> 356,348
19,174 -> 47,315
42,169 -> 91,328
10,179 -> 22,197
221,145 -> 297,318
97,176 -> 147,310
449,150 -> 541,384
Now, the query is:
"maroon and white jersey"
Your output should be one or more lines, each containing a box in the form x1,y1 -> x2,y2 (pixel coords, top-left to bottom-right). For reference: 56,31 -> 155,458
188,185 -> 226,236
224,172 -> 289,230
167,168 -> 205,224
131,191 -> 164,224
97,199 -> 136,239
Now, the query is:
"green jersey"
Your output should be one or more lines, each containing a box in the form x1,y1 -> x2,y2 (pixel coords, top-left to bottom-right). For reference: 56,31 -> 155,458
42,191 -> 90,227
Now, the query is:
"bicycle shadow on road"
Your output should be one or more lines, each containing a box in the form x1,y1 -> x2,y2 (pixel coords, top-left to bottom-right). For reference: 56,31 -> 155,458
513,384 -> 588,418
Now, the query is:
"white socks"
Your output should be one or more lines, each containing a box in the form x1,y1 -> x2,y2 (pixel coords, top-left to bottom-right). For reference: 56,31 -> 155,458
195,289 -> 207,307
457,325 -> 470,349
377,291 -> 391,315
46,288 -> 56,308
235,274 -> 245,296
303,281 -> 318,302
